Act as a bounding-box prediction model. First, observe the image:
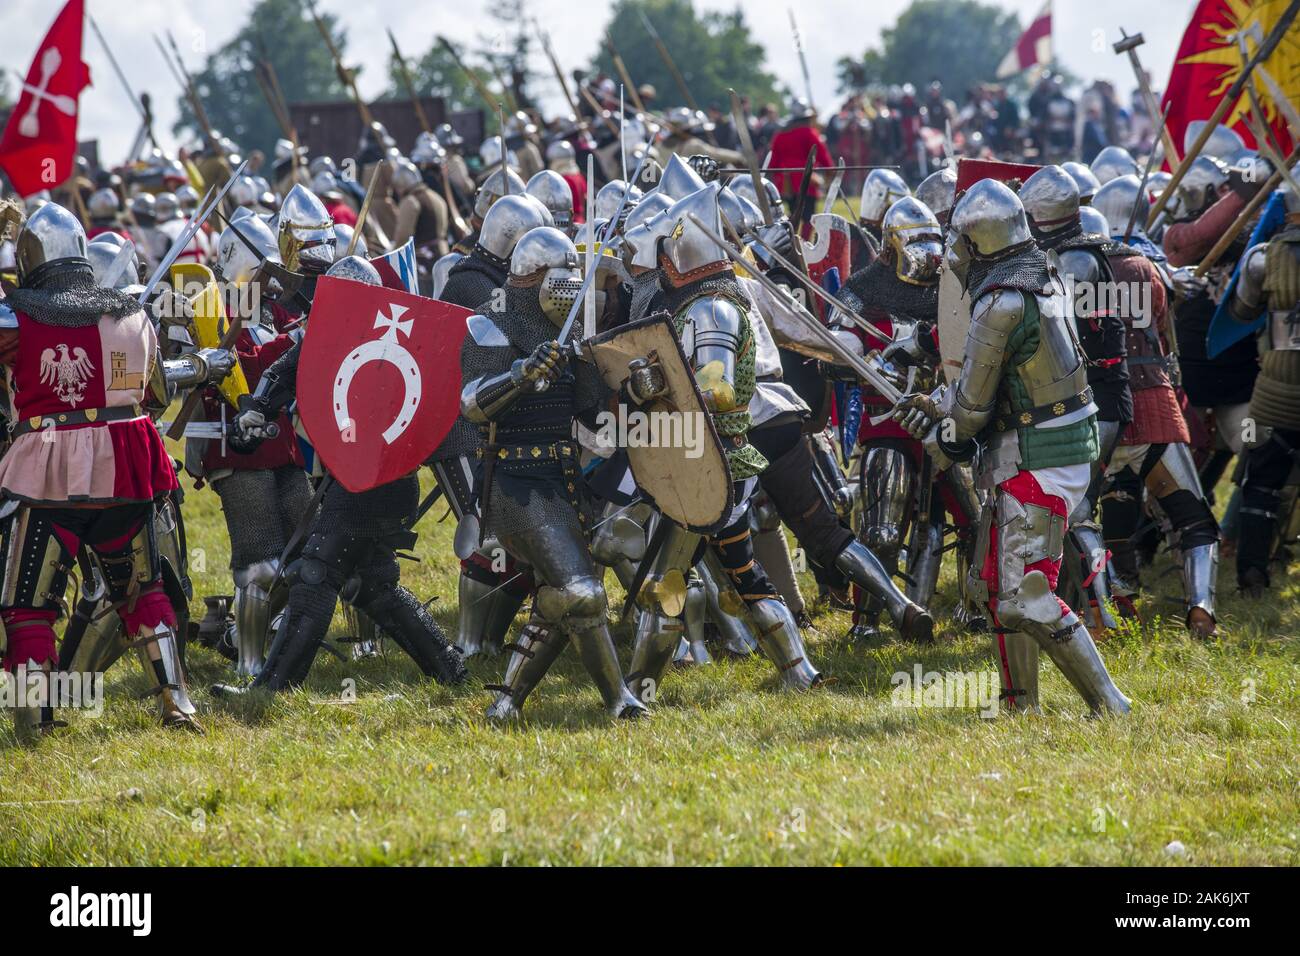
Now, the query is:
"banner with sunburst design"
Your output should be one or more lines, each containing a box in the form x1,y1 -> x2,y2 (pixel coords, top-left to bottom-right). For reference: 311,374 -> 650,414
1162,0 -> 1297,162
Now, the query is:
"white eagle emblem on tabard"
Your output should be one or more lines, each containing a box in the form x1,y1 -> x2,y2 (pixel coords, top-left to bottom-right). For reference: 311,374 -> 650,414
39,344 -> 95,407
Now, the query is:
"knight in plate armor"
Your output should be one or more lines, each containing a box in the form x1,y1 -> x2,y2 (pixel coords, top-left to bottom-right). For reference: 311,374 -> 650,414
892,180 -> 1129,716
618,182 -> 824,699
0,204 -> 225,736
1227,180 -> 1300,595
460,227 -> 646,719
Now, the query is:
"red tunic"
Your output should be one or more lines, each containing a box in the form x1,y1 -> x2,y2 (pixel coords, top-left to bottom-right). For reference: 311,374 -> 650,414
325,199 -> 357,227
560,170 -> 587,224
0,309 -> 177,505
1162,191 -> 1245,267
1108,254 -> 1189,446
199,326 -> 303,473
767,124 -> 832,199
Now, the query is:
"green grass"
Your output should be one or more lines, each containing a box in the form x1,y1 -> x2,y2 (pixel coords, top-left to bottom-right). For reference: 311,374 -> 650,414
1,468 -> 1297,866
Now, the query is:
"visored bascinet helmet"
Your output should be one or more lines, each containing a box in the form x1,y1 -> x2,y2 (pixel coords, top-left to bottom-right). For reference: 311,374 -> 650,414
325,254 -> 381,286
216,213 -> 279,286
881,196 -> 944,284
1061,161 -> 1101,204
509,225 -> 583,325
277,183 -> 336,274
945,178 -> 1032,283
474,166 -> 528,220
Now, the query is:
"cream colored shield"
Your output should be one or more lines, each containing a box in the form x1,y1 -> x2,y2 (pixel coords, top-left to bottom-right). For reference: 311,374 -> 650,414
587,313 -> 734,534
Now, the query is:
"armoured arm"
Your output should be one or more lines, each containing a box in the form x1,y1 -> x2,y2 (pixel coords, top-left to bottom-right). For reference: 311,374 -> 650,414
681,295 -> 746,412
1057,248 -> 1103,322
946,288 -> 1021,441
1227,243 -> 1268,324
458,315 -> 564,424
244,339 -> 301,419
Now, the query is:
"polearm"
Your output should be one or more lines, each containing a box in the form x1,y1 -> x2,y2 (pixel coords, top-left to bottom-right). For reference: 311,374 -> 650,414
1113,30 -> 1181,169
157,32 -> 234,179
347,158 -> 385,257
1194,139 -> 1300,277
718,164 -> 899,174
532,21 -> 579,119
437,35 -> 502,115
638,10 -> 716,145
744,222 -> 894,348
87,14 -> 156,148
730,87 -> 774,226
1124,102 -> 1170,243
688,213 -> 902,401
1147,0 -> 1300,230
577,83 -> 625,139
603,31 -> 647,114
556,147 -> 652,344
390,32 -> 470,238
788,8 -> 815,111
488,60 -> 521,115
639,10 -> 697,112
259,48 -> 309,187
388,29 -> 433,133
305,0 -> 374,127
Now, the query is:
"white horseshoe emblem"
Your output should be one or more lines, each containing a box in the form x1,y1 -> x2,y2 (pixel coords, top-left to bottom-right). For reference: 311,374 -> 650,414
333,303 -> 421,444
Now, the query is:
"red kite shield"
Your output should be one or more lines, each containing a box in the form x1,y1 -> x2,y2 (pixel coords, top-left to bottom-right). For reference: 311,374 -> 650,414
297,275 -> 472,492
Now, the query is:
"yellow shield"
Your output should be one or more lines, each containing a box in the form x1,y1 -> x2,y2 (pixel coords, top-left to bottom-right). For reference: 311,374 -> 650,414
170,263 -> 250,407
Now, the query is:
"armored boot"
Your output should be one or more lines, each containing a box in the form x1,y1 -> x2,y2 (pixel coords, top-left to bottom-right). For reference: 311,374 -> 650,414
1181,542 -> 1218,638
60,601 -> 128,676
569,622 -> 647,719
223,596 -> 333,694
682,572 -> 711,665
134,623 -> 201,732
485,617 -> 569,720
361,586 -> 467,684
1066,523 -> 1118,630
745,598 -> 823,690
700,557 -> 757,657
751,525 -> 806,618
196,595 -> 238,662
455,571 -> 524,658
1033,615 -> 1130,716
232,560 -> 278,678
993,631 -> 1040,714
7,660 -> 57,743
340,602 -> 382,659
905,518 -> 943,608
627,609 -> 685,703
836,540 -> 932,642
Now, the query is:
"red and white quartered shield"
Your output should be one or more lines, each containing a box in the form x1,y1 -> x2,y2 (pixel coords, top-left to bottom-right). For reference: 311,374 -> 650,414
297,275 -> 471,492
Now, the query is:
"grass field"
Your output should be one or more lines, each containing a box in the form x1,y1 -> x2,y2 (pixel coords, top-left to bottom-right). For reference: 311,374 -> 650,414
1,465 -> 1297,866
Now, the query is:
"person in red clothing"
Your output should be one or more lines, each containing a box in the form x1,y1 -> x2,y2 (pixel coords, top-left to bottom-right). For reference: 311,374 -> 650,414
0,204 -> 230,737
198,217 -> 313,679
312,171 -> 358,228
546,139 -> 586,226
766,100 -> 832,236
